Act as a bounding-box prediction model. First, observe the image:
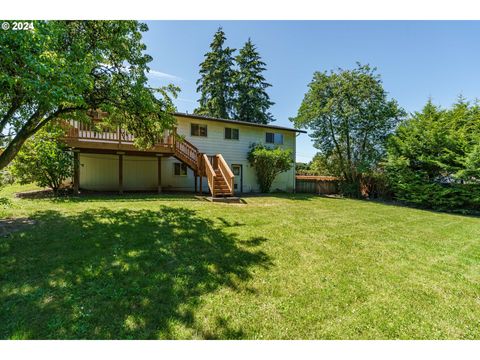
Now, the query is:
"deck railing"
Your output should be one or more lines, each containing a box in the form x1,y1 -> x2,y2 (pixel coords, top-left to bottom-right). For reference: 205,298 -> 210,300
175,137 -> 200,169
216,154 -> 234,194
61,120 -> 173,147
203,153 -> 216,196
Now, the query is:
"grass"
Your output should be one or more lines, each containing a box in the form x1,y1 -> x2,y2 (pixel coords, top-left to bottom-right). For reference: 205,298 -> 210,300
1,184 -> 480,339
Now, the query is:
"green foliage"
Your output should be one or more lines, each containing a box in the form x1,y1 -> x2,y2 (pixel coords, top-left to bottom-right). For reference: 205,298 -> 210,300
247,144 -> 293,193
195,27 -> 236,119
195,31 -> 274,123
291,63 -> 405,196
309,152 -> 341,176
0,20 -> 178,170
385,98 -> 480,212
233,39 -> 274,124
11,126 -> 73,193
0,166 -> 14,188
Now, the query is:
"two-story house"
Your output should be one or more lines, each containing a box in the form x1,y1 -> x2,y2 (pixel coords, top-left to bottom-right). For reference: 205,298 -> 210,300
62,112 -> 306,196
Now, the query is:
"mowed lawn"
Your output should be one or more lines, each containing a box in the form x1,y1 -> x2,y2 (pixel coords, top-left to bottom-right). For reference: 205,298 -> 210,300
1,184 -> 480,339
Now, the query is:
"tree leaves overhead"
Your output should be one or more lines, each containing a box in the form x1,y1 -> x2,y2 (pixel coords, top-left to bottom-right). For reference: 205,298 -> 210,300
291,63 -> 405,195
195,27 -> 236,119
0,20 -> 178,170
233,39 -> 274,124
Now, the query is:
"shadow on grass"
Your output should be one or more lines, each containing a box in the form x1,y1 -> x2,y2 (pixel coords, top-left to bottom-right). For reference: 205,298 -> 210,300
0,206 -> 271,339
15,189 -> 202,204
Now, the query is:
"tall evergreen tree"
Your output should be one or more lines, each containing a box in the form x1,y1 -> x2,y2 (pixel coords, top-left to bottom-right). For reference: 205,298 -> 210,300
195,28 -> 236,119
233,39 -> 275,124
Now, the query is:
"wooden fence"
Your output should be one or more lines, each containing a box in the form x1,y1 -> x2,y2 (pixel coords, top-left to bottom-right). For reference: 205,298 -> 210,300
295,175 -> 340,195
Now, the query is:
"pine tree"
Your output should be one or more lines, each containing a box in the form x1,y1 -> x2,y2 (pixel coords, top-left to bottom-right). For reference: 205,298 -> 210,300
233,39 -> 275,124
195,27 -> 236,119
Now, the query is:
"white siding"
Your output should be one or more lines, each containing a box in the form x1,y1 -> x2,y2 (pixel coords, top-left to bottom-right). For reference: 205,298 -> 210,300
123,156 -> 157,191
79,153 -> 119,191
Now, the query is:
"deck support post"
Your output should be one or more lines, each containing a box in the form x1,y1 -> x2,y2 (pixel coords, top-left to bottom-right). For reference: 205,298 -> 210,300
199,175 -> 203,195
194,173 -> 198,194
156,154 -> 162,194
118,152 -> 124,195
73,150 -> 80,195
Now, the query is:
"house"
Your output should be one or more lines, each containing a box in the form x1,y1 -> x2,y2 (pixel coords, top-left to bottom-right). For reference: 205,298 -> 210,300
62,112 -> 306,196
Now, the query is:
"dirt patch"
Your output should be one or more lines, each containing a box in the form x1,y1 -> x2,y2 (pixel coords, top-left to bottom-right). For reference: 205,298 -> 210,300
0,218 -> 36,236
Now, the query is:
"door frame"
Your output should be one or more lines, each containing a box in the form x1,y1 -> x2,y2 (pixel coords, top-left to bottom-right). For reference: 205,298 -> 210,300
231,164 -> 243,193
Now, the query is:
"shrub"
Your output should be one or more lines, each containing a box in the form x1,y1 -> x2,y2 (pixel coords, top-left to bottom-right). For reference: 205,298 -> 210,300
247,144 -> 293,193
385,99 -> 480,212
0,167 -> 14,188
11,127 -> 73,194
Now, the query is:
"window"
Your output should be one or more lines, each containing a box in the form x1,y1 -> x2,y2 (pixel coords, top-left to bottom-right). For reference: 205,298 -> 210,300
174,162 -> 188,176
191,123 -> 207,137
266,132 -> 284,145
225,127 -> 239,140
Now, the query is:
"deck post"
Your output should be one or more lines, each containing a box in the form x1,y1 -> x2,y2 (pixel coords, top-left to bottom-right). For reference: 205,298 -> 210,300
199,175 -> 203,195
194,173 -> 198,194
156,154 -> 162,194
118,152 -> 124,195
73,150 -> 80,195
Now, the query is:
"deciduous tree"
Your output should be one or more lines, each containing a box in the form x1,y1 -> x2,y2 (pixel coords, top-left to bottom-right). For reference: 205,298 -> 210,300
291,63 -> 404,196
0,20 -> 178,170
11,125 -> 73,194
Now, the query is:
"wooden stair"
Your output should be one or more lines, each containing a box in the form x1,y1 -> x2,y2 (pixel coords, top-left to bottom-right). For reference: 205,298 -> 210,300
172,137 -> 235,197
213,169 -> 233,196
202,154 -> 234,197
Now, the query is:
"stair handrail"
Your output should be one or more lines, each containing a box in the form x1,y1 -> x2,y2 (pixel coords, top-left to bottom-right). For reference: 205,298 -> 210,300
216,154 -> 234,195
203,154 -> 216,196
175,137 -> 199,169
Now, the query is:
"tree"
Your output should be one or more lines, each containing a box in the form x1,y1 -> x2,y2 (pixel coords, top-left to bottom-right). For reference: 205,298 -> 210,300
0,20 -> 178,171
195,27 -> 236,119
291,63 -> 405,196
247,144 -> 293,193
233,39 -> 274,124
385,98 -> 480,211
309,153 -> 339,176
11,126 -> 73,193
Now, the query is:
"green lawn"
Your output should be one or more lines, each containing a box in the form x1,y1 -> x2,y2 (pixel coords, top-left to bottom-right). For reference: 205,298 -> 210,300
1,184 -> 480,339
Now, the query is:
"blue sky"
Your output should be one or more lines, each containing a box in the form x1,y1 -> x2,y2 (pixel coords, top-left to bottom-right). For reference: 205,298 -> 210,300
141,21 -> 480,163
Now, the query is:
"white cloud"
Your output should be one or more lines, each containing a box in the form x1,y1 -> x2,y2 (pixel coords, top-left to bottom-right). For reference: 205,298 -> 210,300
177,97 -> 195,103
148,70 -> 182,81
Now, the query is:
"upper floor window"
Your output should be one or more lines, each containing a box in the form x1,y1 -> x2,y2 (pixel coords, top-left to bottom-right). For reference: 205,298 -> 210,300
191,123 -> 208,137
266,132 -> 284,145
174,162 -> 188,176
225,127 -> 239,140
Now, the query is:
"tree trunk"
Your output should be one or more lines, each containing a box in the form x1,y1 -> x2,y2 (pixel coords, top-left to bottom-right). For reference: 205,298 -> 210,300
0,106 -> 80,171
0,128 -> 33,170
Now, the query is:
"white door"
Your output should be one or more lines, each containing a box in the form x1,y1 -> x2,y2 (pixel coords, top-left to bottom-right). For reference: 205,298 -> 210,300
232,164 -> 242,193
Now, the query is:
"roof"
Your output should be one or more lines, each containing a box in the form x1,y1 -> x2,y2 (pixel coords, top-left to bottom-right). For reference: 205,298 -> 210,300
174,112 -> 307,133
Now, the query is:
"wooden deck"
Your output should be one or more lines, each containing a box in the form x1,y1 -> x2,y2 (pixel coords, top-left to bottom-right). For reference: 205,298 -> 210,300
60,119 -> 235,198
61,120 -> 175,155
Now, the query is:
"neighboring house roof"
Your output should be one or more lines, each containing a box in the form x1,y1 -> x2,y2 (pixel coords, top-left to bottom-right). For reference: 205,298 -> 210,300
174,112 -> 307,134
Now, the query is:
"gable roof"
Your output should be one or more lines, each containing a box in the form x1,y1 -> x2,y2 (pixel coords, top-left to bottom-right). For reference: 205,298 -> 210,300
174,112 -> 307,133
